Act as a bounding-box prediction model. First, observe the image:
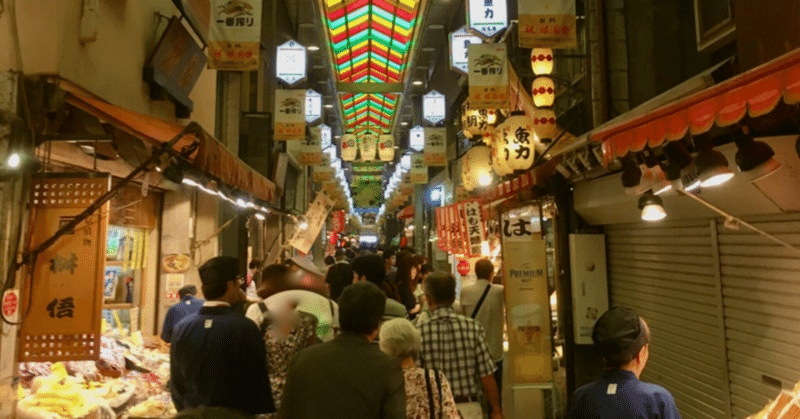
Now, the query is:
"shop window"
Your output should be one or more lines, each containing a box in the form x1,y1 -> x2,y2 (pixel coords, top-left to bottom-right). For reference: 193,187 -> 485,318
694,0 -> 736,51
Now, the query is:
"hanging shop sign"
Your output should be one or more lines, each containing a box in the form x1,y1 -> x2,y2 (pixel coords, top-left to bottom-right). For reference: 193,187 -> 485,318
332,210 -> 347,233
314,152 -> 334,182
436,207 -> 447,251
467,0 -> 508,38
463,200 -> 487,258
319,124 -> 332,149
410,153 -> 428,184
501,209 -> 552,384
276,40 -> 307,85
207,0 -> 262,71
518,0 -> 577,49
172,0 -> 210,42
424,128 -> 448,167
20,176 -> 111,362
468,43 -> 509,109
450,26 -> 483,74
500,112 -> 537,172
274,89 -> 306,141
423,90 -> 447,124
290,191 -> 335,254
305,89 -> 322,123
299,128 -> 322,166
359,133 -> 378,161
409,125 -> 426,151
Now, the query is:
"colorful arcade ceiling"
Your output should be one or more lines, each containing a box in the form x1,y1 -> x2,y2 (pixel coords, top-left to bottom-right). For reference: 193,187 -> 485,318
322,0 -> 421,133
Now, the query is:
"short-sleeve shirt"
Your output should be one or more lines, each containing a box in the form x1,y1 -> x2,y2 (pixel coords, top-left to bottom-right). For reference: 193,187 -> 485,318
459,279 -> 505,362
569,369 -> 681,419
418,307 -> 497,398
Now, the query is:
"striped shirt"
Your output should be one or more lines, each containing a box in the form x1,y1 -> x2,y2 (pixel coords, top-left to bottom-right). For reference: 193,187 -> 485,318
418,307 -> 497,398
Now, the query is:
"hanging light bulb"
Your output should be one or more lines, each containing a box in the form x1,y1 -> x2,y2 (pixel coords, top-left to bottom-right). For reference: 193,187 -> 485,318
530,48 -> 554,75
639,191 -> 667,221
6,152 -> 21,169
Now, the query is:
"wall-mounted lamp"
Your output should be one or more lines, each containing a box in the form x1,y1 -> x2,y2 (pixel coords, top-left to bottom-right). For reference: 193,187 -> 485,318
694,137 -> 734,187
638,191 -> 666,222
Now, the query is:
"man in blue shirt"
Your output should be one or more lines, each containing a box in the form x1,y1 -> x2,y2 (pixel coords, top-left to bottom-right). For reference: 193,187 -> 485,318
161,285 -> 203,343
569,307 -> 681,419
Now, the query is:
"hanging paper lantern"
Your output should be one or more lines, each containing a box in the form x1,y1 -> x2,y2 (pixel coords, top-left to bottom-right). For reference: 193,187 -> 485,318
532,108 -> 558,139
481,131 -> 493,146
502,111 -> 536,172
532,77 -> 556,108
531,48 -> 554,75
490,125 -> 512,176
462,145 -> 494,191
378,134 -> 395,162
340,134 -> 357,161
462,101 -> 499,139
359,133 -> 377,161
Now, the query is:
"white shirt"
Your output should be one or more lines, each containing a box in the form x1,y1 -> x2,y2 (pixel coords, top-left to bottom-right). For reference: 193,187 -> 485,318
458,279 -> 505,362
245,290 -> 339,342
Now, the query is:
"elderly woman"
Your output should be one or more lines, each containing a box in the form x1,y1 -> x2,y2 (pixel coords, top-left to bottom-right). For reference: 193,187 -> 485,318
379,318 -> 460,419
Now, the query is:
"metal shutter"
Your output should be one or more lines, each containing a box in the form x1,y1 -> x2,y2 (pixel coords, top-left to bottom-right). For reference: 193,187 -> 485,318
717,212 -> 800,419
606,220 -> 730,419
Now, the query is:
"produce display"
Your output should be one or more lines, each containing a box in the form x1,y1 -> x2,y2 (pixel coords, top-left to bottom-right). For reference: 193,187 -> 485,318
748,381 -> 800,419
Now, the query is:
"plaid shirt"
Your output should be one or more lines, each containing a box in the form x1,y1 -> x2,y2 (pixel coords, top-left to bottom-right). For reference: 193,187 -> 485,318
418,307 -> 497,398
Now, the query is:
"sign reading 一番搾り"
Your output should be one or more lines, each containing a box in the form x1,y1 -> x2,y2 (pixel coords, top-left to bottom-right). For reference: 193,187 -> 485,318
275,89 -> 306,141
468,43 -> 509,109
424,128 -> 448,167
410,153 -> 428,184
207,0 -> 262,71
519,0 -> 577,49
299,127 -> 322,166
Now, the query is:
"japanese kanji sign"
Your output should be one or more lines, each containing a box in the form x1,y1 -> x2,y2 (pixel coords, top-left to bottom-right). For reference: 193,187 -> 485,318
305,89 -> 322,123
467,0 -> 508,38
409,126 -> 426,151
410,153 -> 428,184
20,176 -> 110,362
423,90 -> 447,124
276,40 -> 307,85
468,43 -> 509,109
290,191 -> 335,254
450,26 -> 483,74
463,200 -> 486,258
207,0 -> 262,71
274,89 -> 306,141
424,128 -> 448,167
519,0 -> 577,49
299,127 -> 322,166
436,207 -> 447,251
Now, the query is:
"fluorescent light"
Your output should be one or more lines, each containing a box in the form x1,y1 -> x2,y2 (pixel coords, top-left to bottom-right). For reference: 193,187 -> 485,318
360,235 -> 378,244
6,153 -> 21,169
412,80 -> 424,86
324,104 -> 334,109
235,198 -> 249,208
254,213 -> 266,221
307,45 -> 320,51
400,122 -> 409,126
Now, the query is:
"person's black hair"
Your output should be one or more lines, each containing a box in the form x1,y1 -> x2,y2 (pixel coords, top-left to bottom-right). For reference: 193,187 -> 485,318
324,255 -> 336,266
382,248 -> 396,261
335,248 -> 347,259
423,271 -> 456,306
248,259 -> 261,270
592,307 -> 650,368
198,256 -> 239,300
396,254 -> 418,288
338,282 -> 386,334
475,258 -> 494,280
178,285 -> 197,298
420,263 -> 434,275
352,254 -> 386,284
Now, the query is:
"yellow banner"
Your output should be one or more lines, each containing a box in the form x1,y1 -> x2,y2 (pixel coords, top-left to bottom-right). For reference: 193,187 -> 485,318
518,0 -> 577,49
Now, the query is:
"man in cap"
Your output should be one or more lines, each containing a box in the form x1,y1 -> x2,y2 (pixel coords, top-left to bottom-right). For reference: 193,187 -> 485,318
170,256 -> 275,415
568,307 -> 680,419
161,285 -> 203,343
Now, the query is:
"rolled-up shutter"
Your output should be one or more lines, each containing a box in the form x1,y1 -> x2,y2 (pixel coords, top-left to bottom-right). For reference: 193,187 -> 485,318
606,220 -> 730,419
717,212 -> 800,419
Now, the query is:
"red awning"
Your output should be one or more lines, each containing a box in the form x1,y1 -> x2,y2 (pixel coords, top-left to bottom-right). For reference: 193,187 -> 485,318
57,79 -> 276,202
592,48 -> 800,165
397,205 -> 414,219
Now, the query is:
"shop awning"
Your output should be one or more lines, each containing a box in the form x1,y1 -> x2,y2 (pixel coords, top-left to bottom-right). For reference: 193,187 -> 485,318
56,79 -> 276,202
592,48 -> 800,165
397,205 -> 414,219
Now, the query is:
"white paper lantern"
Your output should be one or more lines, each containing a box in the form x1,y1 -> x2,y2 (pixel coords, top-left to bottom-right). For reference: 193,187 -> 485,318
530,48 -> 554,75
359,134 -> 377,161
532,108 -> 558,139
340,134 -> 357,161
378,134 -> 395,162
502,111 -> 536,172
532,77 -> 555,108
462,145 -> 494,191
490,125 -> 512,176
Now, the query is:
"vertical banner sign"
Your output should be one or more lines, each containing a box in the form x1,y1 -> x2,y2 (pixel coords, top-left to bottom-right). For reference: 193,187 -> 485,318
436,208 -> 446,251
464,200 -> 486,258
410,153 -> 428,184
319,124 -> 332,149
299,127 -> 322,166
305,89 -> 322,123
20,176 -> 111,362
424,128 -> 448,166
332,210 -> 347,233
468,43 -> 509,109
519,0 -> 577,49
456,203 -> 471,256
450,26 -> 483,74
276,40 -> 307,85
467,0 -> 508,38
447,205 -> 460,254
423,90 -> 447,124
290,192 -> 335,254
501,212 -> 553,384
274,89 -> 306,140
207,0 -> 262,71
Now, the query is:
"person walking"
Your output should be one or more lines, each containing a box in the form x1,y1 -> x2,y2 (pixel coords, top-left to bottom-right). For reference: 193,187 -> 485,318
379,318 -> 460,419
352,254 -> 407,320
278,282 -> 406,419
568,307 -> 681,419
170,256 -> 274,416
395,254 -> 421,316
325,249 -> 353,302
418,272 -> 503,419
161,285 -> 203,344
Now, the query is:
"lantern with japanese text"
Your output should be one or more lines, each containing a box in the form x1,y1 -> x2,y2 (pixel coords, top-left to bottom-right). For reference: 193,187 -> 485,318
359,133 -> 377,161
340,134 -> 357,161
461,101 -> 498,139
531,77 -> 555,108
501,111 -> 536,172
533,108 -> 558,140
462,145 -> 494,191
490,125 -> 512,176
531,48 -> 554,75
378,134 -> 395,162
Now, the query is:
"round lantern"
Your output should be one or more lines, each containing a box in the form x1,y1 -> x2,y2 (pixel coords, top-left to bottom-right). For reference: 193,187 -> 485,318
502,111 -> 536,172
531,77 -> 555,108
340,134 -> 357,161
359,134 -> 377,161
532,108 -> 558,139
378,134 -> 395,162
490,125 -> 512,176
530,48 -> 554,75
461,153 -> 476,191
462,145 -> 494,190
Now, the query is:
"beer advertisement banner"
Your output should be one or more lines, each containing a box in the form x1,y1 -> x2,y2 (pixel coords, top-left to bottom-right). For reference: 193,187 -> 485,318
290,191 -> 334,254
468,43 -> 509,109
207,0 -> 262,70
410,153 -> 428,184
501,212 -> 552,384
518,0 -> 577,49
424,128 -> 448,167
274,89 -> 306,141
19,176 -> 111,362
299,127 -> 322,166
464,200 -> 486,258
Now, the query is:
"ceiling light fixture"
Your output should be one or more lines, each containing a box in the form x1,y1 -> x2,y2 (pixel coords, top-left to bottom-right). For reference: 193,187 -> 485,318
400,121 -> 409,126
324,104 -> 334,109
6,152 -> 21,169
412,80 -> 424,86
307,45 -> 320,51
620,155 -> 643,189
642,151 -> 671,195
662,140 -> 694,189
639,191 -> 667,221
681,166 -> 702,191
733,126 -> 781,181
695,137 -> 734,187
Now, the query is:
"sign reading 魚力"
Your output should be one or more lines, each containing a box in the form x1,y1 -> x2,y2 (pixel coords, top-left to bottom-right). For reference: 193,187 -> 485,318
450,26 -> 484,74
467,0 -> 508,38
